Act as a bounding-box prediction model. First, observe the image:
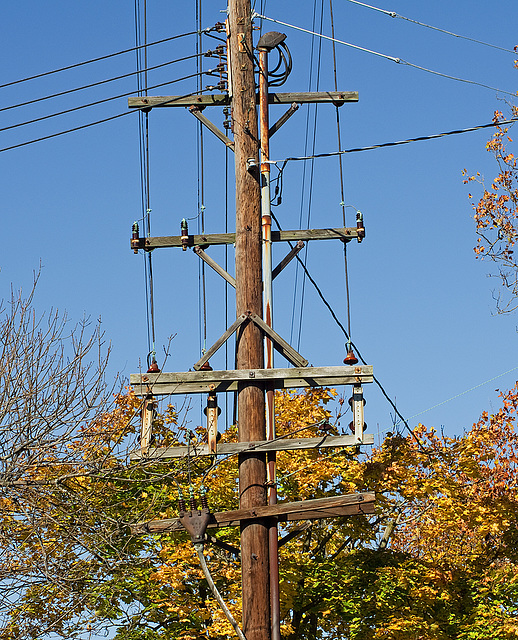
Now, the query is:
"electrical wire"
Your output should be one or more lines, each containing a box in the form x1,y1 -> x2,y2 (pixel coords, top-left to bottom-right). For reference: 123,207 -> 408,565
0,29 -> 216,90
343,0 -> 517,55
270,117 -> 518,165
270,210 -> 416,442
135,0 -> 152,356
0,87 -> 220,153
0,53 -> 204,114
193,543 -> 247,640
0,72 -> 212,133
253,13 -> 517,97
329,0 -> 353,346
296,0 -> 324,351
290,0 -> 322,347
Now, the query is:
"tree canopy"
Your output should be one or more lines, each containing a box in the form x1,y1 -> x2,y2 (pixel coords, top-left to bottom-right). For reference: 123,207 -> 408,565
2,365 -> 518,639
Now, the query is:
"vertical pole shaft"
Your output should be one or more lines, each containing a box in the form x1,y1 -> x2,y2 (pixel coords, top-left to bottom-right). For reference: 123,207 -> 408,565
228,2 -> 271,640
259,47 -> 281,640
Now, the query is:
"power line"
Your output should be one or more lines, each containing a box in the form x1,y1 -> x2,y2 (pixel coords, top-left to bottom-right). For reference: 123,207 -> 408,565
272,118 -> 518,165
343,0 -> 517,55
0,53 -> 204,113
0,87 -> 216,153
0,71 -> 215,133
270,210 -> 413,438
0,28 -> 216,90
253,13 -> 517,97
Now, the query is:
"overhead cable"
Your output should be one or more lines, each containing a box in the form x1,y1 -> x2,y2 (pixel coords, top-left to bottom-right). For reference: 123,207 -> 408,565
0,52 -> 204,113
0,87 -> 216,153
344,0 -> 516,54
269,210 -> 414,439
0,71 -> 213,133
272,118 -> 518,165
0,28 -> 215,90
253,13 -> 517,97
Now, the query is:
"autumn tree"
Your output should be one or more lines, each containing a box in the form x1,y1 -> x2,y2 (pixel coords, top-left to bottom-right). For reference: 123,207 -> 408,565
3,373 -> 518,640
465,51 -> 518,312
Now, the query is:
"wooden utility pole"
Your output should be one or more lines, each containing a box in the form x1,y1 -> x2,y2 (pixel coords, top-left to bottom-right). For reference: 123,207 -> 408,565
228,1 -> 271,639
128,6 -> 369,640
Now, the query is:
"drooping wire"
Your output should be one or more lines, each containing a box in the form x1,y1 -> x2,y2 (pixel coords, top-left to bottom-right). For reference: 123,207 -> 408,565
135,0 -> 151,354
195,0 -> 208,364
270,209 -> 416,443
289,0 -> 320,347
269,117 -> 518,165
0,30 -> 207,90
329,0 -> 352,346
293,0 -> 324,352
0,86 -> 221,154
254,13 -> 517,97
135,0 -> 156,366
224,106 -> 231,427
0,53 -> 203,115
343,0 -> 517,55
0,71 -> 209,134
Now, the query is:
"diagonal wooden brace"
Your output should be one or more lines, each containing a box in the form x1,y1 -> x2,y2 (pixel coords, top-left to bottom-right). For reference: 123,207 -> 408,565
248,313 -> 309,367
189,106 -> 235,151
272,240 -> 305,279
193,314 -> 249,371
194,246 -> 236,288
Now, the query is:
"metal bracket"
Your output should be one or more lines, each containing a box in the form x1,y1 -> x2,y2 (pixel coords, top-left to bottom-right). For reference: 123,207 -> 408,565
189,106 -> 235,151
179,508 -> 212,543
194,246 -> 236,288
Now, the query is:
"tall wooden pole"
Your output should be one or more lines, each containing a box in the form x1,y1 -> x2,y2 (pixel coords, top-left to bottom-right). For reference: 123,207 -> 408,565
228,1 -> 271,639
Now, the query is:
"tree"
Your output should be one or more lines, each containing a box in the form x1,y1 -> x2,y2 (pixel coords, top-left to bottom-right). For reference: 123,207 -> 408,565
3,373 -> 518,640
0,281 -> 123,639
464,53 -> 518,312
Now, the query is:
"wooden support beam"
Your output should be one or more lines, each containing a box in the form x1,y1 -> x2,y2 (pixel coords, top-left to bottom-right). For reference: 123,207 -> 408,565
130,433 -> 375,460
269,102 -> 300,137
193,314 -> 249,371
130,365 -> 374,395
248,313 -> 308,368
128,91 -> 358,109
189,106 -> 235,151
278,522 -> 312,548
272,241 -> 304,279
194,246 -> 236,288
131,492 -> 375,534
132,227 -> 361,250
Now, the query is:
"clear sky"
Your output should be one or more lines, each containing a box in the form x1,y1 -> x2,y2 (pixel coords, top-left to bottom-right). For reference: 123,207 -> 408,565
2,0 -> 518,446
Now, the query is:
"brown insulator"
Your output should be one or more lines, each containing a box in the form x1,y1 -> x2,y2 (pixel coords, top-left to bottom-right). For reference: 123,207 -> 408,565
181,218 -> 189,251
178,498 -> 186,513
131,221 -> 140,254
343,349 -> 358,365
147,360 -> 160,373
199,360 -> 213,371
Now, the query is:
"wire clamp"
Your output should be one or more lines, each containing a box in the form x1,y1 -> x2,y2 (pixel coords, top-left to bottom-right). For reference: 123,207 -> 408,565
179,507 -> 212,544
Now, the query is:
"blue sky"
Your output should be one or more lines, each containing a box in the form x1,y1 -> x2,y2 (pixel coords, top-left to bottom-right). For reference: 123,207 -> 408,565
2,0 -> 518,444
